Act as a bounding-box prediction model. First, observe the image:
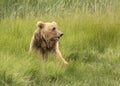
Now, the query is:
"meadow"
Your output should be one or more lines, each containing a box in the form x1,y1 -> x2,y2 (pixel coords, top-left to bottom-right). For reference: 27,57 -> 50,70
0,0 -> 120,86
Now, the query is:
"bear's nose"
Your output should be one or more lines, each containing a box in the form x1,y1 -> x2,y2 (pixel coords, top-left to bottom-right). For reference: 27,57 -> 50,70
60,33 -> 63,37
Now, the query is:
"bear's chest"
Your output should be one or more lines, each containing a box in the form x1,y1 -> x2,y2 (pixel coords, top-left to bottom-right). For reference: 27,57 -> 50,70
34,34 -> 56,53
36,40 -> 56,53
40,40 -> 56,52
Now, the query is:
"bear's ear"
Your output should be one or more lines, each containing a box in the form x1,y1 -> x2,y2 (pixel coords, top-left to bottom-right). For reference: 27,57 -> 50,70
37,21 -> 45,29
52,21 -> 57,25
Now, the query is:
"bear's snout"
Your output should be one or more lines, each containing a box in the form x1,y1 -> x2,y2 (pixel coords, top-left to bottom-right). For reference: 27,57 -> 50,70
60,33 -> 63,37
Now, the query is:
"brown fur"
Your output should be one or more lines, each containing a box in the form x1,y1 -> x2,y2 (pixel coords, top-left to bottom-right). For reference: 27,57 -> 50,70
29,21 -> 68,64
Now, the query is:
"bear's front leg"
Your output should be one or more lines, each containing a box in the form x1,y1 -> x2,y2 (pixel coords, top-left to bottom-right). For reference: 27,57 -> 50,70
54,42 -> 68,65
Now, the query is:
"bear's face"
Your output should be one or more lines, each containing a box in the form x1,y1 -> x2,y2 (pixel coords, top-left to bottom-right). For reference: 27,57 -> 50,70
37,21 -> 63,41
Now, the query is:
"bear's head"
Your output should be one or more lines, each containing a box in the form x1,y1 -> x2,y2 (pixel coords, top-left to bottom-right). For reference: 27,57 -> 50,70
37,21 -> 63,41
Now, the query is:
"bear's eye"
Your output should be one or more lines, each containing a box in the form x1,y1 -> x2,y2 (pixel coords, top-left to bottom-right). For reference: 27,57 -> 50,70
52,27 -> 56,31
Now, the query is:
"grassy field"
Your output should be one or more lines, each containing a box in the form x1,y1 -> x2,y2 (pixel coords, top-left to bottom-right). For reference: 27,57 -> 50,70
0,0 -> 120,86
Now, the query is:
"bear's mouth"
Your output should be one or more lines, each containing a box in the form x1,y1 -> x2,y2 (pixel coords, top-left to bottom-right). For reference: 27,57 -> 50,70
54,37 -> 60,40
51,36 -> 61,41
51,33 -> 63,41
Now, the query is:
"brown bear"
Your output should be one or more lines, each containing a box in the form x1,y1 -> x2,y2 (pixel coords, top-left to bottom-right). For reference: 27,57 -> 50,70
29,21 -> 68,65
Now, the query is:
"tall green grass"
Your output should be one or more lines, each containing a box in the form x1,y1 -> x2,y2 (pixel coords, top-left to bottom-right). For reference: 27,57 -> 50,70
0,0 -> 120,18
0,0 -> 120,86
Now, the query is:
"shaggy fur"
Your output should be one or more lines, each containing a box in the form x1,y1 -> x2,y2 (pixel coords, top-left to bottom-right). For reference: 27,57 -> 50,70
29,21 -> 68,64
